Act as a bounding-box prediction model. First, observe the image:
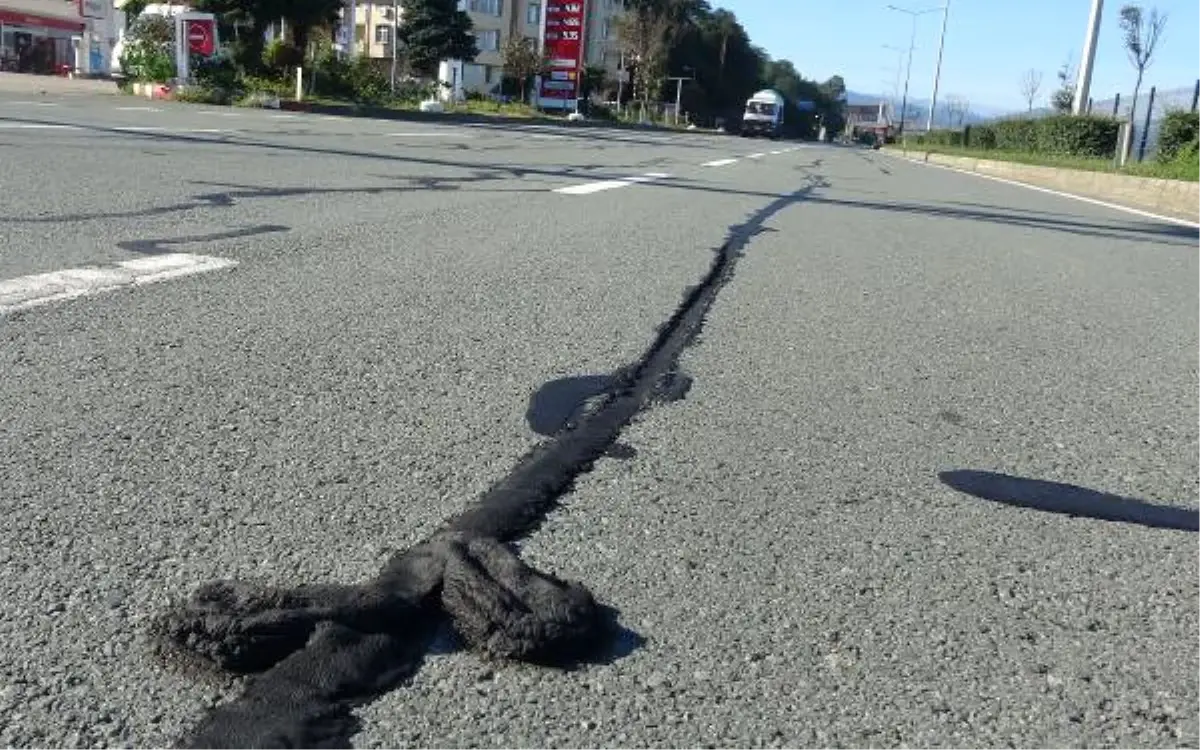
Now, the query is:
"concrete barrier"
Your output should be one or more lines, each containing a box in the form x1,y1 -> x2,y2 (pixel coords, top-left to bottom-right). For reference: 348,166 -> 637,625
887,148 -> 1200,223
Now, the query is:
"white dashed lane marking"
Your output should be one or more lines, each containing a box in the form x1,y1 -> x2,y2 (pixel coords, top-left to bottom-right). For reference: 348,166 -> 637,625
702,158 -> 738,167
1,254 -> 238,315
554,172 -> 671,195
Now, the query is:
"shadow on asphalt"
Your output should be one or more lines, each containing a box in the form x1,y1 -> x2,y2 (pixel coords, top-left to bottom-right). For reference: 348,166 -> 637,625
939,469 -> 1199,532
0,113 -> 820,221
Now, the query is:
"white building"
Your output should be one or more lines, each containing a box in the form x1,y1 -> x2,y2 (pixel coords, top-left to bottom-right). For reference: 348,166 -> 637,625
0,0 -> 117,75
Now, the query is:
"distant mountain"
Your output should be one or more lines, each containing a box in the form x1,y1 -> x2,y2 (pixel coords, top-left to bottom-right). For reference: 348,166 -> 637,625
844,89 -> 1005,129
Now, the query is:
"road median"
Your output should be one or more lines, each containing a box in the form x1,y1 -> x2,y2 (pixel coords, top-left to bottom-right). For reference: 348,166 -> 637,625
885,147 -> 1200,224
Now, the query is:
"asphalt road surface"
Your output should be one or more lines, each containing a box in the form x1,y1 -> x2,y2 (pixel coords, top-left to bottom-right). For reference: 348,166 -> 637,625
1,92 -> 1197,749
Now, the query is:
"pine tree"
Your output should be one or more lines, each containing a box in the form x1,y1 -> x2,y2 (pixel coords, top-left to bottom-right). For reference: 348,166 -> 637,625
397,0 -> 478,79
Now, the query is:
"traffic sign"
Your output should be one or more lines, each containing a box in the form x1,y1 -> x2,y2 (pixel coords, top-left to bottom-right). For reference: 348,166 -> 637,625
185,19 -> 214,56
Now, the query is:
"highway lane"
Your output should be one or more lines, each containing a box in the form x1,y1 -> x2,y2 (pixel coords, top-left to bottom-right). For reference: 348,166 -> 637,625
0,93 -> 1196,748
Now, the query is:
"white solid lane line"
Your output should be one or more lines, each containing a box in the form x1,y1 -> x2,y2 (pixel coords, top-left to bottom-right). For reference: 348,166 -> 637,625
702,158 -> 738,167
0,123 -> 79,130
554,172 -> 671,195
117,106 -> 162,112
889,153 -> 1200,229
0,254 -> 237,315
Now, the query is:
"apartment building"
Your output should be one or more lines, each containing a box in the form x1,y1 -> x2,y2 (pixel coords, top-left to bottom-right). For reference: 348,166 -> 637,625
345,0 -> 622,98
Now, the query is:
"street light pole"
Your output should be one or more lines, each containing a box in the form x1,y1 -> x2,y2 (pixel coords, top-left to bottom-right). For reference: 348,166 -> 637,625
886,4 -> 940,137
926,0 -> 949,132
1072,0 -> 1103,114
899,14 -> 917,136
389,0 -> 398,95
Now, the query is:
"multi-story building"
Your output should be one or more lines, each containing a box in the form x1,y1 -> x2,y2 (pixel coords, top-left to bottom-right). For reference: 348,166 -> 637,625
0,0 -> 115,75
345,0 -> 622,101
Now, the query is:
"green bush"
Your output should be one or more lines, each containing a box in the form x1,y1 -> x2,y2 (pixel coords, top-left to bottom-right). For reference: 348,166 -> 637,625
175,85 -> 230,104
262,38 -> 302,74
192,53 -> 238,91
119,14 -> 176,82
918,129 -> 964,147
966,124 -> 996,149
984,115 -> 1117,158
1156,110 -> 1199,161
1035,114 -> 1118,157
992,118 -> 1038,151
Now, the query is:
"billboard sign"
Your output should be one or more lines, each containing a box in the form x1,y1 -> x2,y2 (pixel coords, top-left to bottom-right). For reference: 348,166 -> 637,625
79,0 -> 107,20
539,1 -> 585,104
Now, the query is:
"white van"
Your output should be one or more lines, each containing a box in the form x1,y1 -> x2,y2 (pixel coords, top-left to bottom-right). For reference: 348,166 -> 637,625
742,89 -> 785,138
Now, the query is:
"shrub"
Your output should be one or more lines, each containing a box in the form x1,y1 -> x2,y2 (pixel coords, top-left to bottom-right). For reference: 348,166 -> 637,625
966,124 -> 996,149
918,129 -> 964,147
262,38 -> 302,74
1035,114 -> 1119,157
992,118 -> 1038,151
345,55 -> 389,104
119,13 -> 176,82
1156,110 -> 1199,161
175,85 -> 229,104
192,53 -> 238,91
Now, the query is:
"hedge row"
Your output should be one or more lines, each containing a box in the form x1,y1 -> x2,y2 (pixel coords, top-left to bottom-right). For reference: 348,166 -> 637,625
1157,110 -> 1199,161
913,114 -> 1120,158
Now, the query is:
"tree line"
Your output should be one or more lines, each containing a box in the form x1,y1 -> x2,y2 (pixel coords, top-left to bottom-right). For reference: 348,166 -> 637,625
612,0 -> 847,135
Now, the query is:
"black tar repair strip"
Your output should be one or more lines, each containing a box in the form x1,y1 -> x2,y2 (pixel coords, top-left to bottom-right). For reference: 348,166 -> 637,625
156,181 -> 821,748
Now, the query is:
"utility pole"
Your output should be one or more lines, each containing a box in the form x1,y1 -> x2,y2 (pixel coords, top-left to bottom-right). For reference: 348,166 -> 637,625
926,0 -> 949,132
1073,0 -> 1103,114
389,0 -> 398,95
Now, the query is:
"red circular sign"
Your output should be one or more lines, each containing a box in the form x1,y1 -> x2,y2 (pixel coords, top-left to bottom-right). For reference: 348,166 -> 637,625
186,21 -> 213,55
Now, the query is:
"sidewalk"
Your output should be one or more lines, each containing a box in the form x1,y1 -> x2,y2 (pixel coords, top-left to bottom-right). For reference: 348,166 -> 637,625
0,72 -> 120,96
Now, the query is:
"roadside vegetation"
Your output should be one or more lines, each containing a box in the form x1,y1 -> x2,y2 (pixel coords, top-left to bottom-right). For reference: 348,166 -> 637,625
901,110 -> 1199,182
116,0 -> 848,133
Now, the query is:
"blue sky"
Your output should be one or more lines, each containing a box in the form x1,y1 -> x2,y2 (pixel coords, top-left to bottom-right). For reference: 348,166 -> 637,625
720,0 -> 1200,113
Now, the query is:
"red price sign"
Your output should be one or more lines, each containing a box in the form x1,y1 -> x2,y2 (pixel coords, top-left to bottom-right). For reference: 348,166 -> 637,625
539,2 -> 584,102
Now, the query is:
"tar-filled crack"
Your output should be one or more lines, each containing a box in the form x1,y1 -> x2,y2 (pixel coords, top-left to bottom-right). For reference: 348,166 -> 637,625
154,175 -> 825,749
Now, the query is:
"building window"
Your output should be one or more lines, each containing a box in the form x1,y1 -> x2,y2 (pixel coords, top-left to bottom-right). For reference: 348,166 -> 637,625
526,2 -> 540,24
375,25 -> 391,44
467,0 -> 501,15
474,29 -> 500,51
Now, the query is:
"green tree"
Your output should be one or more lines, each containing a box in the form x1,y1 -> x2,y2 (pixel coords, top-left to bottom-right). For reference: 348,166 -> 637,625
500,35 -> 545,102
1119,4 -> 1168,126
1050,55 -> 1075,112
397,0 -> 478,79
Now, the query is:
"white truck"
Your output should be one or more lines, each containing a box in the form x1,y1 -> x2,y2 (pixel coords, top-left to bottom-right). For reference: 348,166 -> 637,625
741,89 -> 785,138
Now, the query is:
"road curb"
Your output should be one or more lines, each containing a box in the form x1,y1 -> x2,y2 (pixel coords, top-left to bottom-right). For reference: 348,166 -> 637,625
882,148 -> 1200,225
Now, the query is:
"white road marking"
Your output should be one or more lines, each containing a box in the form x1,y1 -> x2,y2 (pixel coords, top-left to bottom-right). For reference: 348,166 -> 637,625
114,125 -> 168,132
0,254 -> 237,315
769,149 -> 785,155
747,152 -> 765,159
117,106 -> 162,112
702,158 -> 738,167
889,153 -> 1200,229
554,172 -> 671,195
0,123 -> 79,130
384,131 -> 475,138
187,128 -> 229,134
5,100 -> 58,107
269,113 -> 299,119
